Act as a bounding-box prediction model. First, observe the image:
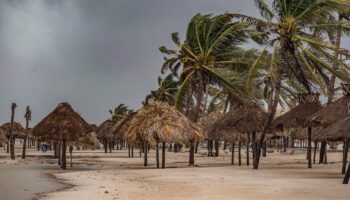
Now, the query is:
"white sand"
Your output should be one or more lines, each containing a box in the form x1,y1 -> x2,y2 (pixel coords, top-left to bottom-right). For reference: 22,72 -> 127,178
37,148 -> 350,200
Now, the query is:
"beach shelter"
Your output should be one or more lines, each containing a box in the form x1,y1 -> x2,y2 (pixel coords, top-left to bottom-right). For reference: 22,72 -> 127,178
97,119 -> 116,153
211,104 -> 268,166
197,111 -> 223,157
126,101 -> 204,168
32,102 -> 92,169
319,116 -> 350,184
272,93 -> 322,168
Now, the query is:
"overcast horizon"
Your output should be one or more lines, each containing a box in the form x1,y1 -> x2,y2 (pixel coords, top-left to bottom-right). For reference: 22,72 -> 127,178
0,0 -> 349,126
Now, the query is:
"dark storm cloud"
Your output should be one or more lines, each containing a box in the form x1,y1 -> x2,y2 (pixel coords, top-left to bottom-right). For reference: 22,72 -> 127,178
0,0 -> 348,126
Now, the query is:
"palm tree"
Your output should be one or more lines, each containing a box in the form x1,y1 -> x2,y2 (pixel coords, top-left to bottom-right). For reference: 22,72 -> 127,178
143,74 -> 178,106
109,104 -> 129,121
9,103 -> 17,160
160,13 -> 252,165
22,106 -> 31,159
234,0 -> 350,169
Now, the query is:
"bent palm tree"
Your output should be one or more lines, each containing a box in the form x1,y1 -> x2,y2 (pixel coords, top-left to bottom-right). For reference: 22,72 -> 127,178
235,0 -> 350,169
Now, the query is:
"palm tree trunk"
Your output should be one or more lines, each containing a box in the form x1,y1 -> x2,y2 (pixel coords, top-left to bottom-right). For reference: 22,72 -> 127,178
307,127 -> 312,169
343,162 -> 350,184
253,83 -> 281,169
342,139 -> 349,174
162,142 -> 166,169
61,139 -> 67,170
9,103 -> 16,160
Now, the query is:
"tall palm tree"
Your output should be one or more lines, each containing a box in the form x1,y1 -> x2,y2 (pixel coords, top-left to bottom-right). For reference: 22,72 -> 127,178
9,103 -> 17,160
22,106 -> 31,159
160,13 -> 252,165
235,0 -> 350,169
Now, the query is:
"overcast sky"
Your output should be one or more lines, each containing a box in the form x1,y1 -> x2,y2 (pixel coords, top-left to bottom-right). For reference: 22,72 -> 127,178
0,0 -> 349,126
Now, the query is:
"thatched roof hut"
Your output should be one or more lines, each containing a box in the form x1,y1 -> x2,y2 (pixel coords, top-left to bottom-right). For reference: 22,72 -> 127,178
97,119 -> 116,142
318,116 -> 350,141
197,111 -> 223,138
77,131 -> 99,149
211,104 -> 267,135
126,101 -> 204,146
273,93 -> 322,130
112,112 -> 136,140
32,102 -> 92,142
0,122 -> 27,139
307,96 -> 350,128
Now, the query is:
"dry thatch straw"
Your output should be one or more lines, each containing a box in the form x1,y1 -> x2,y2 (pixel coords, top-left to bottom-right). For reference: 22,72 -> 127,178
273,102 -> 322,131
211,104 -> 268,135
77,131 -> 100,149
0,122 -> 27,139
307,96 -> 350,128
112,112 -> 136,140
197,111 -> 223,138
97,119 -> 116,142
126,101 -> 204,146
317,115 -> 350,141
32,102 -> 92,143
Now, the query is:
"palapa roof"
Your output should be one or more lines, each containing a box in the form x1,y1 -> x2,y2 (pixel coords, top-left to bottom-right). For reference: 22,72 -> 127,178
0,122 -> 27,138
112,112 -> 136,140
197,111 -> 223,137
32,102 -> 92,142
97,119 -> 116,142
126,101 -> 204,146
212,104 -> 268,134
273,102 -> 322,130
318,115 -> 350,141
77,131 -> 100,149
307,96 -> 350,128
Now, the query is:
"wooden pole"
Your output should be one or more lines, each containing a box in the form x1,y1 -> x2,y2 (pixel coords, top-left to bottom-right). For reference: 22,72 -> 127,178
162,142 -> 166,169
144,142 -> 148,167
156,143 -> 159,168
342,139 -> 349,174
238,141 -> 242,166
61,139 -> 67,170
231,142 -> 235,165
246,133 -> 250,166
307,127 -> 312,169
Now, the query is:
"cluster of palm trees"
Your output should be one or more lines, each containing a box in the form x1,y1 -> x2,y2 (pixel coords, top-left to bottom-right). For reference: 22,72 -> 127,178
140,0 -> 350,169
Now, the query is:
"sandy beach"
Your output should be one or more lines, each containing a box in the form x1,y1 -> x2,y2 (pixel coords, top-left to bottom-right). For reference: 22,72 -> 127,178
3,147 -> 347,200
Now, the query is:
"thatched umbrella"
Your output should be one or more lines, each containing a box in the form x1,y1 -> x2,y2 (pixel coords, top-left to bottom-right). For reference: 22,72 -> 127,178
112,112 -> 136,158
32,102 -> 92,169
307,84 -> 350,166
318,116 -> 350,184
0,122 -> 27,155
0,122 -> 27,139
272,93 -> 322,168
126,101 -> 204,168
197,111 -> 223,157
211,104 -> 268,166
97,119 -> 116,153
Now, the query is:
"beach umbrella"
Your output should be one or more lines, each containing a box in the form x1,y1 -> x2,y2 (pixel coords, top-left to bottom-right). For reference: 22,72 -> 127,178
273,93 -> 322,169
126,101 -> 204,168
32,102 -> 92,169
112,112 -> 136,158
211,104 -> 268,166
318,116 -> 350,184
0,122 -> 27,156
197,111 -> 223,157
97,119 -> 116,153
307,84 -> 350,167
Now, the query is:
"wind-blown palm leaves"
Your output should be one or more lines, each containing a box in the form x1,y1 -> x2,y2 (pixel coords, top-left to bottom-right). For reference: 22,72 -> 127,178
109,104 -> 129,121
160,13 -> 253,114
143,74 -> 178,106
232,0 -> 350,169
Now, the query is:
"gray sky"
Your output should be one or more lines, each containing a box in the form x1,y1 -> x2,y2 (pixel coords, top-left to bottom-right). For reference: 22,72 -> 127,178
0,0 -> 349,126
